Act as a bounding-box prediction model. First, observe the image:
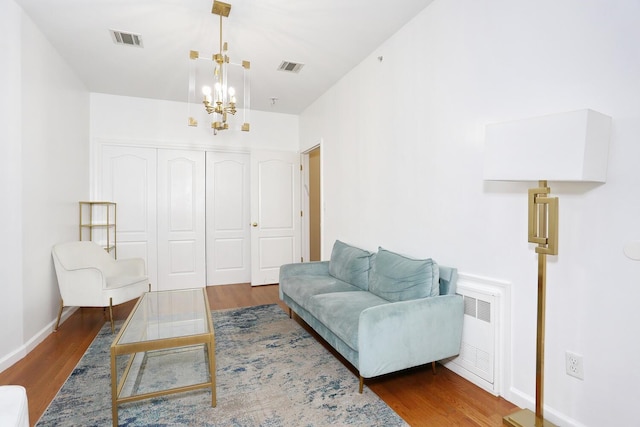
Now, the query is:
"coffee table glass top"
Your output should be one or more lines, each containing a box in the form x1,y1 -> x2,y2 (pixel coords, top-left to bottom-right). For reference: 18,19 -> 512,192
110,288 -> 216,427
117,288 -> 210,345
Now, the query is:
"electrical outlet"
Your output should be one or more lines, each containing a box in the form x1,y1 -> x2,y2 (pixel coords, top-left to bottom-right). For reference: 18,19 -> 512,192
566,351 -> 584,380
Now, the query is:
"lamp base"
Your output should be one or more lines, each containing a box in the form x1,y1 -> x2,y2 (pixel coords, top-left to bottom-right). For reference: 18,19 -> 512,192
503,409 -> 558,427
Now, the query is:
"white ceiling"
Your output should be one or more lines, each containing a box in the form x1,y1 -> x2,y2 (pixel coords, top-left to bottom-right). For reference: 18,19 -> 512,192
15,0 -> 434,114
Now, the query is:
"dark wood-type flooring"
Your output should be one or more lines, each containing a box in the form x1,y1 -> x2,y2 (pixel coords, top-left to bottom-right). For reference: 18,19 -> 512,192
0,283 -> 517,426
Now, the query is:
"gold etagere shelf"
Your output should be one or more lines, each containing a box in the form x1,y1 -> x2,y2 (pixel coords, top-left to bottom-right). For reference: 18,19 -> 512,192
79,201 -> 117,258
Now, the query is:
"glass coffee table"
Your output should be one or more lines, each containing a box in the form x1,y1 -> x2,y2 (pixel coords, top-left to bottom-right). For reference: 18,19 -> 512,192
110,288 -> 216,427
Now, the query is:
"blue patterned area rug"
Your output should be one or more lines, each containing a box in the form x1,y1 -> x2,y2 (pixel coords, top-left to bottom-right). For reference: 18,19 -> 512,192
37,304 -> 408,426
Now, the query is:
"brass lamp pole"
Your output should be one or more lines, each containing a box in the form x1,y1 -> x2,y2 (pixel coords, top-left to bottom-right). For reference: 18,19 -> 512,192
504,180 -> 558,427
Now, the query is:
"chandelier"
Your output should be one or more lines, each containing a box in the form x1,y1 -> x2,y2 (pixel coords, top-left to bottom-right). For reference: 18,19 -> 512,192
188,0 -> 250,134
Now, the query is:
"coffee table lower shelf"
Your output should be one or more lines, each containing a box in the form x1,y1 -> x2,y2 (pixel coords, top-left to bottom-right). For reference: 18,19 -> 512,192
110,289 -> 216,427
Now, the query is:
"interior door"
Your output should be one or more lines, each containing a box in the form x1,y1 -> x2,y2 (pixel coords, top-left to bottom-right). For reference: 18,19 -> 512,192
157,149 -> 206,290
250,150 -> 301,286
100,145 -> 158,288
205,151 -> 251,285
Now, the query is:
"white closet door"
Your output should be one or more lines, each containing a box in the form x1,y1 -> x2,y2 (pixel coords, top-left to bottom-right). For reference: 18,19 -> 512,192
157,149 -> 206,291
100,145 -> 157,289
206,151 -> 251,285
250,150 -> 301,286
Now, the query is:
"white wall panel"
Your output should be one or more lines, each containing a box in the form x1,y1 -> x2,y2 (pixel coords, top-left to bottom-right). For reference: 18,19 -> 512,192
299,1 -> 640,425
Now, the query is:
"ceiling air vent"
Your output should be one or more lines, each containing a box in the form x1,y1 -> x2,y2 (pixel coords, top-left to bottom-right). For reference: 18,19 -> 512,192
109,29 -> 143,48
278,61 -> 304,73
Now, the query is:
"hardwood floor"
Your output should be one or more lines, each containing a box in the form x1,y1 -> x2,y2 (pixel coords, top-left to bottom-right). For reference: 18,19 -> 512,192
0,283 -> 516,426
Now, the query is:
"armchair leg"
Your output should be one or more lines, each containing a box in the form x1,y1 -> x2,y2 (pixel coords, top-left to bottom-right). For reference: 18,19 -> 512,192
359,376 -> 364,394
54,299 -> 64,332
432,361 -> 437,375
109,297 -> 114,333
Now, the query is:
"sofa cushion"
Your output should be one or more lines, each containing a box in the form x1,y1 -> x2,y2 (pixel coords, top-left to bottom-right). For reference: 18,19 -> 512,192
369,248 -> 440,301
307,291 -> 388,351
328,240 -> 373,290
280,275 -> 360,308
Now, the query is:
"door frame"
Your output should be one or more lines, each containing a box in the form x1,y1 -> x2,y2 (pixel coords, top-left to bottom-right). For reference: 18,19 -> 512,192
301,141 -> 323,262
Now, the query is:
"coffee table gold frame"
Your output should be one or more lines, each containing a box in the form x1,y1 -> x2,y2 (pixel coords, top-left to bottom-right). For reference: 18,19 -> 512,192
110,288 -> 216,427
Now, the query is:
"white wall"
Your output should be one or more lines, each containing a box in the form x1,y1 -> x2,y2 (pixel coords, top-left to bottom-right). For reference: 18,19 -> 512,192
90,93 -> 299,153
21,8 -> 91,341
300,1 -> 640,426
0,0 -> 25,369
0,0 -> 90,371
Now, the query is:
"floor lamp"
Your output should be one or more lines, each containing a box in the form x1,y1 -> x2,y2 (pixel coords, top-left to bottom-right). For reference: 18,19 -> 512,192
483,109 -> 612,427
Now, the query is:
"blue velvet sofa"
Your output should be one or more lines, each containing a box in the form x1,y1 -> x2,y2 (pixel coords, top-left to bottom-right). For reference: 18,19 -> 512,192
279,240 -> 464,393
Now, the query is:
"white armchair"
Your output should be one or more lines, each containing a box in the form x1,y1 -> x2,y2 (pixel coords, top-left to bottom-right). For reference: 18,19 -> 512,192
51,241 -> 149,332
0,386 -> 29,427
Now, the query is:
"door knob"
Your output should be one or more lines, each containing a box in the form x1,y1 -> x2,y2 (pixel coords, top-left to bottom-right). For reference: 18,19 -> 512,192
252,222 -> 258,227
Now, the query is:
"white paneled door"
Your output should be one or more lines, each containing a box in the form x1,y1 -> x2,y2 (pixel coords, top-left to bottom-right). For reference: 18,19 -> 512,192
205,152 -> 251,285
157,149 -> 206,291
250,150 -> 301,286
100,145 -> 158,289
99,145 -> 299,289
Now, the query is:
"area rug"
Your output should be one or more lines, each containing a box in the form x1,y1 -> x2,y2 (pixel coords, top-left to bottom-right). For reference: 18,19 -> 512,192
37,304 -> 408,426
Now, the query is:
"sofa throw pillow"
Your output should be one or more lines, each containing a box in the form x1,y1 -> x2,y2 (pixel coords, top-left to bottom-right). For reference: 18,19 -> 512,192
328,240 -> 373,290
369,248 -> 439,302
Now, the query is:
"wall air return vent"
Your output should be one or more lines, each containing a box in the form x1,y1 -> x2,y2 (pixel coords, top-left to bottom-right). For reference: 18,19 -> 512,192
443,274 -> 508,396
278,61 -> 304,73
110,30 -> 143,48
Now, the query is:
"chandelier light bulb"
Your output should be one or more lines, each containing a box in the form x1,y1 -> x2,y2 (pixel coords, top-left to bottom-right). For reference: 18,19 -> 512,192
202,85 -> 212,103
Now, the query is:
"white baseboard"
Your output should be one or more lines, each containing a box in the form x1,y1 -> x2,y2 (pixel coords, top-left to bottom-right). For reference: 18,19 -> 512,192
507,387 -> 587,427
0,307 -> 78,373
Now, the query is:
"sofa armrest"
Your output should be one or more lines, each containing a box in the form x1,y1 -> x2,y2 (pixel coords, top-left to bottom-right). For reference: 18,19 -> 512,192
357,294 -> 464,378
279,261 -> 330,282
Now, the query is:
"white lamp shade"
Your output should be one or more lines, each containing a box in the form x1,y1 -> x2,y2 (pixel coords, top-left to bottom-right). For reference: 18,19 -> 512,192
484,109 -> 612,182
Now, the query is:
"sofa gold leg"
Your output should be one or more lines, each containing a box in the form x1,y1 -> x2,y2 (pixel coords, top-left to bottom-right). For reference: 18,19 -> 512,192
54,299 -> 64,332
432,361 -> 437,375
109,297 -> 114,333
359,376 -> 364,393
